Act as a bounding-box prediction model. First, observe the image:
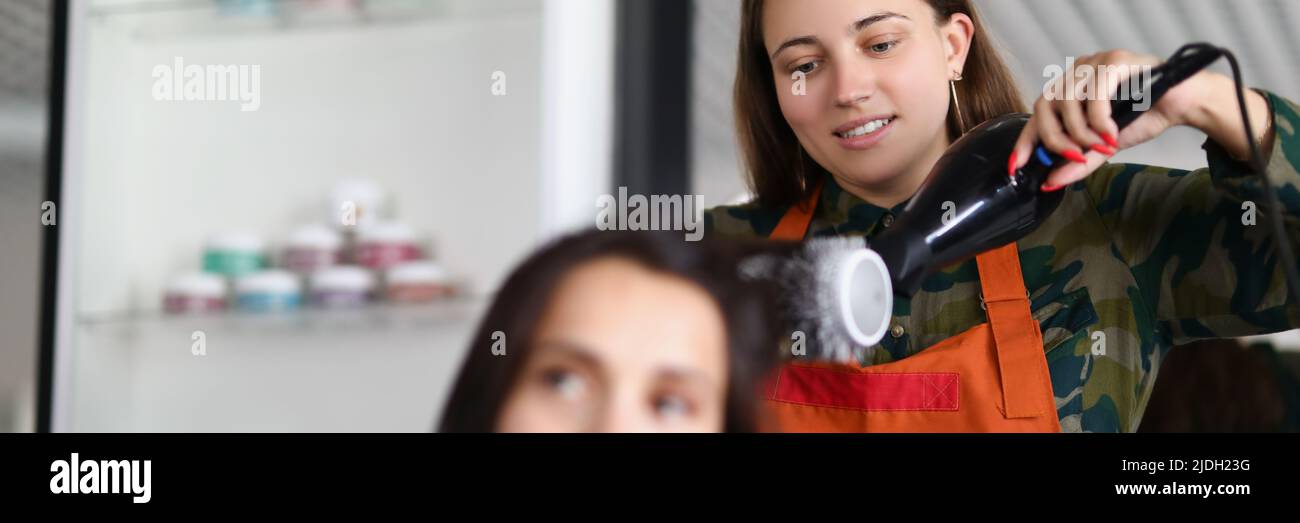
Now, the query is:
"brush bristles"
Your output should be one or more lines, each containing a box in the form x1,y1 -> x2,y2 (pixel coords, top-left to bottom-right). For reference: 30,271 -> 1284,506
740,237 -> 870,364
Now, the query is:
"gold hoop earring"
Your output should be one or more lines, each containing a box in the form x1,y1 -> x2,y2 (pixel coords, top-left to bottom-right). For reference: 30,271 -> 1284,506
950,71 -> 966,135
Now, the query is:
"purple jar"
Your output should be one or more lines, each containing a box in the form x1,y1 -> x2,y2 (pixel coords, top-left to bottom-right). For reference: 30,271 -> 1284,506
309,266 -> 375,308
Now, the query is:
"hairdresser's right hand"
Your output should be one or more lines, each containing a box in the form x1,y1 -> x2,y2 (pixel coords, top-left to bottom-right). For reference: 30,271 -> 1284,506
1008,48 -> 1217,192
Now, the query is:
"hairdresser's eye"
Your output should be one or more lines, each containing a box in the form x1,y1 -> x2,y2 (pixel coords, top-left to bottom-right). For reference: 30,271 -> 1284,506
542,369 -> 586,401
653,394 -> 693,419
868,40 -> 898,55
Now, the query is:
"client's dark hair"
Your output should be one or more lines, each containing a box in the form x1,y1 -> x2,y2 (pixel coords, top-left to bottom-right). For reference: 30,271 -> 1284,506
438,229 -> 786,433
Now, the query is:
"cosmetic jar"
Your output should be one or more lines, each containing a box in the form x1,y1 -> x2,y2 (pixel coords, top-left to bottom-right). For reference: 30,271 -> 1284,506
203,232 -> 267,278
354,222 -> 421,269
234,270 -> 302,313
309,266 -> 375,308
283,224 -> 342,274
329,179 -> 386,229
385,261 -> 456,303
163,273 -> 227,314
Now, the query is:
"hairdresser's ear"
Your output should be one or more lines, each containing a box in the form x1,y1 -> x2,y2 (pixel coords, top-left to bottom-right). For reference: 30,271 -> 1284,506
940,13 -> 974,76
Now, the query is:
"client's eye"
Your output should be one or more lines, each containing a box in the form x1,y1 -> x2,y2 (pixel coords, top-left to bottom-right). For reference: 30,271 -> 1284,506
653,394 -> 694,419
542,369 -> 586,401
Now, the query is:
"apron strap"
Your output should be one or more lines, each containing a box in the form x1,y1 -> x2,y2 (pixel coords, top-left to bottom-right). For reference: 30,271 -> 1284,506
976,243 -> 1055,418
769,178 -> 825,242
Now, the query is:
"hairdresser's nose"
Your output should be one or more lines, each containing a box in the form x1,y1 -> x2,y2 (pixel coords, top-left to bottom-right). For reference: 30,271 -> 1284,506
834,55 -> 876,107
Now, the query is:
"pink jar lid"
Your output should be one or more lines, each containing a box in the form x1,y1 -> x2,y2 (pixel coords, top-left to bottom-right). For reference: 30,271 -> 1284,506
357,221 -> 418,244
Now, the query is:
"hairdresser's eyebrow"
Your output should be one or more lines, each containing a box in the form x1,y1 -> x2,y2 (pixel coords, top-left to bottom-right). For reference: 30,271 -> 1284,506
851,11 -> 910,34
770,11 -> 912,60
770,35 -> 820,60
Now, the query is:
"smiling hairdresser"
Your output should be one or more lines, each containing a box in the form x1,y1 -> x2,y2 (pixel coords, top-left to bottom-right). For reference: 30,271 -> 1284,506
705,0 -> 1299,432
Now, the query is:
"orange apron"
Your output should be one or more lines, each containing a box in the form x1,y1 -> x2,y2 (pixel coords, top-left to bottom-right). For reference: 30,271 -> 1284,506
762,180 -> 1061,432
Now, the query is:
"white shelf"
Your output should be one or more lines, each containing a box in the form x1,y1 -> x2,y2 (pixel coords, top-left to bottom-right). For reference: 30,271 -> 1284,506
77,297 -> 487,331
66,297 -> 488,432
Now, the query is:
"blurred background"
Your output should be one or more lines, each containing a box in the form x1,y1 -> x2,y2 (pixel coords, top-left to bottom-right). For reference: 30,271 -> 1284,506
1,0 -> 1298,432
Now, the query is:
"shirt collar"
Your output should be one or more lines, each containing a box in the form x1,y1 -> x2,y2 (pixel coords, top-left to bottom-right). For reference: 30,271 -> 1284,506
809,175 -> 911,238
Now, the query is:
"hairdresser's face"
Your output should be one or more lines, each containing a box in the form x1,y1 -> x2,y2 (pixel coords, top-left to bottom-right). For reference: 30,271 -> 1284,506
764,0 -> 965,189
496,257 -> 729,433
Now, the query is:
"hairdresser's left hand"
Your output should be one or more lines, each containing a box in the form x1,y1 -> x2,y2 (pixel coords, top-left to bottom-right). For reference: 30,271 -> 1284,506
1009,48 -> 1271,191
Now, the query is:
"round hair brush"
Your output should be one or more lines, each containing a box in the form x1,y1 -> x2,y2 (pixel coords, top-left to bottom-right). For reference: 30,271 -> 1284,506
739,237 -> 893,363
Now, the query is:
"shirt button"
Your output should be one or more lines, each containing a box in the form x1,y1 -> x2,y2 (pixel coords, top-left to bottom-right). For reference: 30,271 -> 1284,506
881,213 -> 895,228
890,324 -> 905,338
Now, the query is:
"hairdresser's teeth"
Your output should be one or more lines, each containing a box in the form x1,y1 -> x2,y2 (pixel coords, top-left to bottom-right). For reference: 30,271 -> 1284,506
840,117 -> 893,138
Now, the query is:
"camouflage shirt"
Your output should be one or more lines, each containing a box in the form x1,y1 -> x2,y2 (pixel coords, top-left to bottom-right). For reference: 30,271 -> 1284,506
705,90 -> 1300,433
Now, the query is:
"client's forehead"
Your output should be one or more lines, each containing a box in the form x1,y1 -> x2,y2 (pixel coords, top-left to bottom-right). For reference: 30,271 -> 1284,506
531,256 -> 728,383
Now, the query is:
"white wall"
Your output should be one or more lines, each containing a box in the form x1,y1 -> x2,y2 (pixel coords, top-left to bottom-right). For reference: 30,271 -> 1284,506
73,5 -> 546,317
54,0 -> 621,431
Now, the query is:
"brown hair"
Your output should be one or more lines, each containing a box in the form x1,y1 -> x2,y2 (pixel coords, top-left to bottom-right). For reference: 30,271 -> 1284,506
734,0 -> 1027,208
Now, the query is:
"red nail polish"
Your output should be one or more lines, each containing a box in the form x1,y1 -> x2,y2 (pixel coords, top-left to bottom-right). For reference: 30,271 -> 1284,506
1007,151 -> 1018,177
1090,143 -> 1116,156
1041,183 -> 1064,192
1062,149 -> 1087,163
1100,132 -> 1118,148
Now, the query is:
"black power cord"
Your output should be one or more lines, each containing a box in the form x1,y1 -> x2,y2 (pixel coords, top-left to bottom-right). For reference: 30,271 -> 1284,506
1214,46 -> 1300,310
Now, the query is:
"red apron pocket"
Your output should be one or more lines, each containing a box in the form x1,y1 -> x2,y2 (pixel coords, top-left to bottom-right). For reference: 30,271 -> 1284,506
771,366 -> 959,411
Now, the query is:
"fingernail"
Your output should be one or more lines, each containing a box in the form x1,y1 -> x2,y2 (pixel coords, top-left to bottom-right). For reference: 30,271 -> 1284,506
1090,143 -> 1116,156
1041,183 -> 1065,192
1007,151 -> 1018,177
1100,132 -> 1118,148
1062,149 -> 1087,163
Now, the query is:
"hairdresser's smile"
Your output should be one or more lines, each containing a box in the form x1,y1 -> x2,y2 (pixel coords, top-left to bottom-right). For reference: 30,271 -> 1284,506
833,114 -> 897,149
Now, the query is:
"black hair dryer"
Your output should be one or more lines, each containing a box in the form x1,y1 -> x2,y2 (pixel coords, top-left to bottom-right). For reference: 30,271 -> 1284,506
870,43 -> 1226,297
